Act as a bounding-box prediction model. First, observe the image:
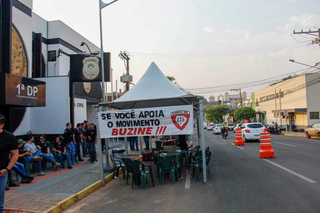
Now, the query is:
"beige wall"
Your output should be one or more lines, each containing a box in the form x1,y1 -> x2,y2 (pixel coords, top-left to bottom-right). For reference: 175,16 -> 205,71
254,74 -> 307,126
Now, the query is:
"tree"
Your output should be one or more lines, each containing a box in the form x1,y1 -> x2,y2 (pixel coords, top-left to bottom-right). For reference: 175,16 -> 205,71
234,107 -> 256,122
167,76 -> 176,82
205,105 -> 229,123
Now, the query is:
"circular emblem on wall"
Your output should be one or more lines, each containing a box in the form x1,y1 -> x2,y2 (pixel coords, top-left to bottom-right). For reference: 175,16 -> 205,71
83,82 -> 91,94
82,57 -> 99,80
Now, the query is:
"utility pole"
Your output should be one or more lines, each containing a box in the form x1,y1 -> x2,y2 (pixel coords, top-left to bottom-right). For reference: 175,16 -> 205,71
293,29 -> 320,46
119,51 -> 131,91
231,89 -> 243,108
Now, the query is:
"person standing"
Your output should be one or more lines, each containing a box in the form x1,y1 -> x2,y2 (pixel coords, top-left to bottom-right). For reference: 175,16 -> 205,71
133,136 -> 139,151
0,114 -> 19,213
85,123 -> 97,163
74,123 -> 84,162
143,136 -> 150,150
64,123 -> 76,164
79,123 -> 88,157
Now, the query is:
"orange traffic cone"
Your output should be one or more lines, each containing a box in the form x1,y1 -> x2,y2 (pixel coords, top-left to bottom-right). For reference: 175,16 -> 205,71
234,128 -> 245,146
259,132 -> 275,158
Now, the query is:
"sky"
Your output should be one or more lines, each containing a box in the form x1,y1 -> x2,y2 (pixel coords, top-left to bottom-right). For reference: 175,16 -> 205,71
33,0 -> 320,100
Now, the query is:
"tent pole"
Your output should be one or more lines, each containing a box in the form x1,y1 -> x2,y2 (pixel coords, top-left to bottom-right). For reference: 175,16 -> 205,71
139,136 -> 143,154
95,114 -> 105,186
197,112 -> 201,149
199,99 -> 207,183
125,137 -> 129,158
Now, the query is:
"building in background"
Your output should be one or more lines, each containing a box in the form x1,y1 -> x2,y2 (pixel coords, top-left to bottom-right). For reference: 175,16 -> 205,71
0,0 -> 108,137
209,95 -> 215,103
254,73 -> 320,132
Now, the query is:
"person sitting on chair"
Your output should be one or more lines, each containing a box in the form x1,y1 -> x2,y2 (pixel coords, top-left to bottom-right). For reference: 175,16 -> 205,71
53,136 -> 72,169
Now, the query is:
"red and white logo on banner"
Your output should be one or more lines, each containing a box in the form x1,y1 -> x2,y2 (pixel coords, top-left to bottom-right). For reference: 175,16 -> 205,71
171,110 -> 190,130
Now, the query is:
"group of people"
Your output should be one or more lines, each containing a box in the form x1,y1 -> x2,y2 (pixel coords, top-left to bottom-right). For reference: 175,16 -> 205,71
63,121 -> 97,165
127,136 -> 150,151
0,114 -> 100,212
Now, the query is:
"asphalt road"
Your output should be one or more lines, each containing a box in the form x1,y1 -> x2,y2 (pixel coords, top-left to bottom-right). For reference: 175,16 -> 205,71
64,132 -> 320,213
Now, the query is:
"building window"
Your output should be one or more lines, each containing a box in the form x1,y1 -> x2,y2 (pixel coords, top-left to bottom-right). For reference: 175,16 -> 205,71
310,112 -> 319,119
11,26 -> 28,77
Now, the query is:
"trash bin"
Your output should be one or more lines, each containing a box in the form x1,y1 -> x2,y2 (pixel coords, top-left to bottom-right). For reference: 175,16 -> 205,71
112,148 -> 125,160
155,140 -> 163,150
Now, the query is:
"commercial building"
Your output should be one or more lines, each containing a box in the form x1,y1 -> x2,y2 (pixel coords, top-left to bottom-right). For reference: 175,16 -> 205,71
252,72 -> 320,131
209,95 -> 215,103
0,0 -> 107,137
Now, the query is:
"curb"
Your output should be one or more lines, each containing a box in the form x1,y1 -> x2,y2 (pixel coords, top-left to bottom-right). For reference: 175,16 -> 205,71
282,133 -> 306,138
43,172 -> 115,213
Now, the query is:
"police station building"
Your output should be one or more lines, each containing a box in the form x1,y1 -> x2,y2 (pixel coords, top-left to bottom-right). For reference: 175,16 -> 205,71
0,0 -> 108,137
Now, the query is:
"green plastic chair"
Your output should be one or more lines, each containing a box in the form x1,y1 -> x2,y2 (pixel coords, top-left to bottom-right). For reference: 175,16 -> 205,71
110,154 -> 126,179
122,158 -> 134,185
193,151 -> 212,181
131,160 -> 155,190
158,157 -> 176,185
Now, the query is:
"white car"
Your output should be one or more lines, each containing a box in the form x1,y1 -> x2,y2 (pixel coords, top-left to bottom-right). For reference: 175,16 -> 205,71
241,123 -> 267,142
207,124 -> 214,131
234,123 -> 243,133
213,124 -> 223,134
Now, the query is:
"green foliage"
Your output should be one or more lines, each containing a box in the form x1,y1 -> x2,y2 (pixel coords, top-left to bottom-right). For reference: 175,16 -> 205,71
205,105 -> 229,123
167,76 -> 176,82
270,75 -> 293,86
234,107 -> 256,121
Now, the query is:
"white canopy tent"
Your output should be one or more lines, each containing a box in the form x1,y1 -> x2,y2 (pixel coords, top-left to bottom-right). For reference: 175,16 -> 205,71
96,62 -> 207,184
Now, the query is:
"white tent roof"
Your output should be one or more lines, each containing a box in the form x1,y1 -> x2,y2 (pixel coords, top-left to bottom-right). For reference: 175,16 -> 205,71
100,62 -> 199,109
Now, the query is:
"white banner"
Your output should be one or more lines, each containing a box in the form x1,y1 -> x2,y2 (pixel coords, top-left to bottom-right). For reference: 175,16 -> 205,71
98,105 -> 193,138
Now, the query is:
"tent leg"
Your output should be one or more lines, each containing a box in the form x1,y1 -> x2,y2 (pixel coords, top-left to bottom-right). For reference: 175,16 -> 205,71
199,99 -> 207,183
125,137 -> 129,158
139,136 -> 143,154
96,117 -> 105,186
104,139 -> 113,173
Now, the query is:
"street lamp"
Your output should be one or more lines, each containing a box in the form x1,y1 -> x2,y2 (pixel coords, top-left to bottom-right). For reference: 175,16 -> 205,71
99,0 -> 118,102
80,42 -> 100,55
97,0 -> 119,183
289,59 -> 320,70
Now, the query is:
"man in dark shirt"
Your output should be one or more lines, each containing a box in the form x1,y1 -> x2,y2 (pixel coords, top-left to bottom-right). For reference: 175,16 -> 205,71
0,114 -> 19,212
53,137 -> 72,169
36,135 -> 60,170
64,123 -> 76,163
85,123 -> 97,163
79,123 -> 88,157
74,124 -> 84,162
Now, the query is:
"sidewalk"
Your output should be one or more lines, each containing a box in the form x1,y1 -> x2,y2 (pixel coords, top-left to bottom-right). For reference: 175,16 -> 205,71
3,139 -> 151,213
282,132 -> 306,138
4,158 -> 108,213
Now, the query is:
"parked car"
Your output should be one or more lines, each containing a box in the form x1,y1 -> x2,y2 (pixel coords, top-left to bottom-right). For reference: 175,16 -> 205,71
234,123 -> 243,133
305,122 -> 320,139
207,124 -> 214,131
241,122 -> 267,142
213,124 -> 223,134
227,123 -> 234,131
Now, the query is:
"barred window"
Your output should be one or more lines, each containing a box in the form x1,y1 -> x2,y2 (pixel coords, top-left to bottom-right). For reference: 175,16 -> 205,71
310,112 -> 319,119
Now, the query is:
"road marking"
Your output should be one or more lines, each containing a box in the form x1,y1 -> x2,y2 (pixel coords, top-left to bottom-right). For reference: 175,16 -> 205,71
212,134 -> 217,137
185,171 -> 191,189
273,141 -> 296,147
263,159 -> 316,183
219,138 -> 226,141
232,144 -> 244,150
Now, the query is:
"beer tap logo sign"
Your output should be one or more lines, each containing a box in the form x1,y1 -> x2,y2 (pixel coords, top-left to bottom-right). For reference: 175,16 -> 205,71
171,110 -> 191,130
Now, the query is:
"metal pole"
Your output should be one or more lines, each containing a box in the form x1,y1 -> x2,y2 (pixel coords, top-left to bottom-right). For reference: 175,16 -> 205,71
99,0 -> 106,102
111,68 -> 114,102
95,110 -> 105,186
199,99 -> 207,183
125,137 -> 129,158
116,80 -> 118,99
139,136 -> 143,154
